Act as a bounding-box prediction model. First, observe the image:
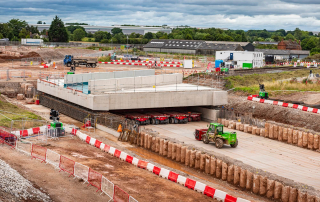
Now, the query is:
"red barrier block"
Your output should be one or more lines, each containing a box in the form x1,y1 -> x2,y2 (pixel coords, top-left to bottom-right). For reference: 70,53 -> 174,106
31,144 -> 47,163
59,156 -> 75,176
247,96 -> 253,101
259,99 -> 265,103
185,178 -> 196,190
153,166 -> 161,175
114,149 -> 121,158
225,194 -> 237,202
126,155 -> 133,164
273,101 -> 278,105
204,186 -> 215,198
20,130 -> 28,137
113,185 -> 129,202
32,127 -> 40,134
293,104 -> 298,109
88,168 -> 102,192
313,108 -> 318,113
94,140 -> 102,148
86,136 -> 91,144
168,171 -> 179,182
283,103 -> 288,107
137,160 -> 148,169
252,95 -> 258,97
71,128 -> 77,135
302,106 -> 308,111
104,144 -> 110,152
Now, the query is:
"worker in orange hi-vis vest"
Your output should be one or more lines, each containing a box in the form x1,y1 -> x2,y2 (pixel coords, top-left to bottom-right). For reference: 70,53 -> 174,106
117,124 -> 122,133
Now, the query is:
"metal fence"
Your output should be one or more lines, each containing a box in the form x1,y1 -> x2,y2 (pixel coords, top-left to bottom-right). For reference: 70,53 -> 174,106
218,109 -> 265,128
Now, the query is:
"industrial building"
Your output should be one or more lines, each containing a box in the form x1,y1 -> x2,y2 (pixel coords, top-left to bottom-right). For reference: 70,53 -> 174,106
30,24 -> 172,35
143,39 -> 254,55
255,49 -> 310,60
215,51 -> 264,68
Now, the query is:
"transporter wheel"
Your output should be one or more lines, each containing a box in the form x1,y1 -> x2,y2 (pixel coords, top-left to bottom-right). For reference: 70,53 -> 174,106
92,63 -> 96,68
165,119 -> 169,124
146,119 -> 150,125
135,120 -> 140,125
230,139 -> 238,148
155,119 -> 159,125
174,118 -> 179,124
151,118 -> 156,125
202,135 -> 209,144
169,117 -> 174,124
183,118 -> 188,123
188,117 -> 192,122
215,138 -> 224,149
75,63 -> 79,67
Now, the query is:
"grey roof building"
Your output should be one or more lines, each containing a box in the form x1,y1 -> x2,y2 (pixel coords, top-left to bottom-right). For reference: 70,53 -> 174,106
255,49 -> 310,59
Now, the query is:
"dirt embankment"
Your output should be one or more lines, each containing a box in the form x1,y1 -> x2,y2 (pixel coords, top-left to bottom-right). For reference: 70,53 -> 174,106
227,95 -> 320,132
0,52 -> 41,62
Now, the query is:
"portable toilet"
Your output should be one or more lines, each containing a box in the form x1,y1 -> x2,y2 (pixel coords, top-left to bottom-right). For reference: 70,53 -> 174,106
230,53 -> 233,60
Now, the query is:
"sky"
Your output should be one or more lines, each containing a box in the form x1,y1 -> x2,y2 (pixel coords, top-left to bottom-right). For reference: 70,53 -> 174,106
0,0 -> 320,31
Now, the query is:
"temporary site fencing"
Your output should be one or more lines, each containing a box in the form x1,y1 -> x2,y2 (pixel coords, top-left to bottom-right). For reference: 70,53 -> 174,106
218,109 -> 266,128
2,139 -> 139,202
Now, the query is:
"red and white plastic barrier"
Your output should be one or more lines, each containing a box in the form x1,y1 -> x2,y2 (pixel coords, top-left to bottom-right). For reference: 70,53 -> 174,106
69,128 -> 250,202
12,125 -> 50,138
112,60 -> 181,64
247,96 -> 320,114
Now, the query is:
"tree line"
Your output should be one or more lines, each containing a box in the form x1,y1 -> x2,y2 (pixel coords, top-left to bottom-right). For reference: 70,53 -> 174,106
1,16 -> 320,54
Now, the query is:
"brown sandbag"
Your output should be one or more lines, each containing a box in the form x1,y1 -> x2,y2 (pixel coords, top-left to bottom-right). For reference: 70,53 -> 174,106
167,142 -> 172,158
289,187 -> 298,202
260,129 -> 265,137
190,150 -> 196,168
216,159 -> 222,179
176,144 -> 181,162
269,124 -> 274,139
234,166 -> 240,186
297,190 -> 307,202
255,127 -> 260,136
227,165 -> 234,183
288,128 -> 293,144
236,123 -> 241,130
252,174 -> 260,194
308,133 -> 314,150
240,124 -> 244,131
225,120 -> 229,127
240,169 -> 247,188
274,125 -> 279,139
265,122 -> 269,137
302,132 -> 308,148
159,139 -> 164,155
155,137 -> 160,153
283,128 -> 288,142
148,135 -> 152,149
218,118 -> 222,124
293,130 -> 299,144
144,134 -> 148,148
259,176 -> 267,196
266,179 -> 275,198
200,153 -> 206,171
248,126 -> 252,133
298,131 -> 303,147
252,126 -> 256,135
195,151 -> 201,169
181,146 -> 186,163
151,137 -> 156,151
140,133 -> 145,147
274,181 -> 282,199
231,122 -> 236,129
222,162 -> 228,181
282,185 -> 290,202
210,156 -> 216,176
307,195 -> 315,202
314,135 -> 319,150
222,119 -> 226,125
163,140 -> 168,156
185,149 -> 191,166
245,170 -> 253,191
205,155 -> 211,174
278,126 -> 283,141
172,143 -> 177,160
244,124 -> 249,133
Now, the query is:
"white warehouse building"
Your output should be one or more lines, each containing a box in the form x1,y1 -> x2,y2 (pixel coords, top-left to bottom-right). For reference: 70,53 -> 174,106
215,51 -> 264,68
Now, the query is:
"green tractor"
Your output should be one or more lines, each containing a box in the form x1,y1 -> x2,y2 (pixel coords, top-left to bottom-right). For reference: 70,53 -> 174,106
258,84 -> 269,99
202,123 -> 238,149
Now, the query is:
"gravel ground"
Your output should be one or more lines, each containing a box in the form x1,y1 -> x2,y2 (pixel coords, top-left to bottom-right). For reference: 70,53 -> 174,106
0,158 -> 51,202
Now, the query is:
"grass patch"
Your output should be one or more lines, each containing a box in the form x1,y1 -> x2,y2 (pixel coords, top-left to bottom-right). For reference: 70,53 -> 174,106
0,99 -> 43,129
82,37 -> 96,42
98,55 -> 111,62
86,46 -> 112,51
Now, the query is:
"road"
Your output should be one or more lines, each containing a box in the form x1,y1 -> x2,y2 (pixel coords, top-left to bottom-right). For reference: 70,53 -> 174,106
145,121 -> 320,191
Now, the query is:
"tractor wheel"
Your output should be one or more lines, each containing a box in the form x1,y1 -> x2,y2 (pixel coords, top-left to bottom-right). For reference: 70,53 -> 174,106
169,118 -> 174,124
230,139 -> 238,148
215,138 -> 224,149
151,118 -> 155,125
202,135 -> 209,144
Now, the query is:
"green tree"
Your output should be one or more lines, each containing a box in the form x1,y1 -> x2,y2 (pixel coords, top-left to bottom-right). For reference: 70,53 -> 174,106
194,32 -> 207,40
41,29 -> 47,35
159,33 -> 168,39
67,25 -> 86,34
294,28 -> 302,40
37,21 -> 42,24
155,31 -> 164,39
8,19 -> 28,38
185,34 -> 193,40
11,36 -> 19,41
301,38 -> 317,50
144,32 -> 153,39
0,23 -> 14,39
26,25 -> 39,34
87,32 -> 93,38
73,28 -> 86,41
285,33 -> 295,40
94,31 -> 106,42
0,33 -> 3,39
111,28 -> 123,35
19,28 -> 29,38
48,16 -> 69,42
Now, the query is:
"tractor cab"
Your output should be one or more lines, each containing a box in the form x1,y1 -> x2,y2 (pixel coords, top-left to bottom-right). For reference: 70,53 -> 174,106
202,123 -> 238,149
258,84 -> 269,99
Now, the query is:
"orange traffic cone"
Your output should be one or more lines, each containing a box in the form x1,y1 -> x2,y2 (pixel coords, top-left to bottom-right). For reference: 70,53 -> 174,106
117,124 -> 122,132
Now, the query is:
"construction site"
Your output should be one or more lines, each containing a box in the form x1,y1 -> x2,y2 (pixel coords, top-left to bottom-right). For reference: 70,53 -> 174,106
1,44 -> 320,202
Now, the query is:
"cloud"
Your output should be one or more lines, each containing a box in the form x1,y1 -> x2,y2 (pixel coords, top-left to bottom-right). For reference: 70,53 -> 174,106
0,0 -> 320,30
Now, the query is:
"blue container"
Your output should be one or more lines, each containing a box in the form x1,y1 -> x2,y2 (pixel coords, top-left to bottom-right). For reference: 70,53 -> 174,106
215,60 -> 224,68
230,53 -> 233,60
